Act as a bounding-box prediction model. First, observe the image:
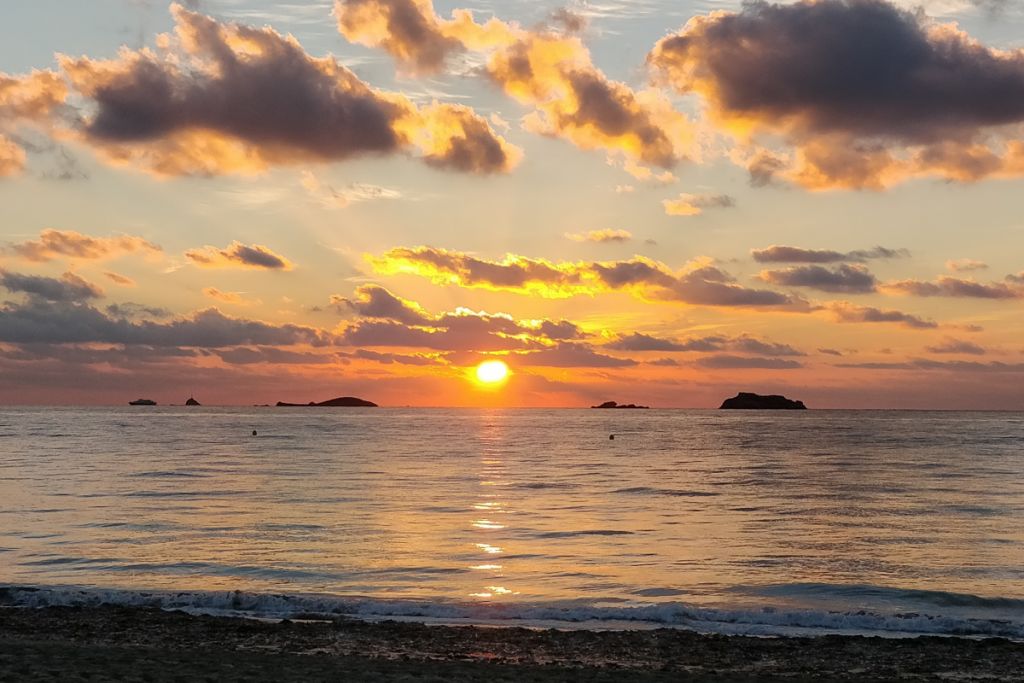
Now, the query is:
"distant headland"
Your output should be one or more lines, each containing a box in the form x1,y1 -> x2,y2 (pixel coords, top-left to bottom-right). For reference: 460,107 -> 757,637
591,401 -> 650,409
276,396 -> 378,407
719,392 -> 806,410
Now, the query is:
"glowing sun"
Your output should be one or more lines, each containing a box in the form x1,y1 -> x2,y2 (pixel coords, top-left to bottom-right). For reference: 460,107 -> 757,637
475,360 -> 510,384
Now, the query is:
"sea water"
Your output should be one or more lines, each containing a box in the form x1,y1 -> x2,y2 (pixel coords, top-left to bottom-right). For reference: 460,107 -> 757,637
1,407 -> 1022,638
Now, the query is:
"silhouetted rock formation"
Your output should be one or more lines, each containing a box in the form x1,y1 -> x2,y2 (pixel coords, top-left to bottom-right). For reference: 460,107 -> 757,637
128,398 -> 156,406
591,401 -> 650,409
719,392 -> 806,410
185,396 -> 201,406
276,396 -> 378,407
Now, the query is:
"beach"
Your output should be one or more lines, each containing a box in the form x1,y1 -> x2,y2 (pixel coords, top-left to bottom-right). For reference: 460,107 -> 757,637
2,604 -> 1023,681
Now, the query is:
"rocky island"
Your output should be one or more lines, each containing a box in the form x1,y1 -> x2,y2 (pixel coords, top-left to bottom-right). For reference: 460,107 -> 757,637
591,401 -> 650,409
276,396 -> 378,407
719,392 -> 806,409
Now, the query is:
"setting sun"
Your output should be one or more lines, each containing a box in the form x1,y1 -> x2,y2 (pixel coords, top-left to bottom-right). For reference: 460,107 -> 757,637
475,360 -> 510,384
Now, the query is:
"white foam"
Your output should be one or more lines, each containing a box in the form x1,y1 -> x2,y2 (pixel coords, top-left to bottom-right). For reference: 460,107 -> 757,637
3,585 -> 1022,640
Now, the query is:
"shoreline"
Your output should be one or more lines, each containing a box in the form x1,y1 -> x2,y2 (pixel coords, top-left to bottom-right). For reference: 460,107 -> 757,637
3,605 -> 1023,681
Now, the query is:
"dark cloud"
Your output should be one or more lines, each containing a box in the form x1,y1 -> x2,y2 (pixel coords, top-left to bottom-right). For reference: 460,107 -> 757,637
0,270 -> 103,302
216,346 -> 337,365
882,276 -> 1022,299
758,264 -> 877,293
332,285 -> 431,325
0,299 -> 333,347
345,349 -> 439,366
185,241 -> 292,270
58,4 -> 515,176
649,0 -> 1024,188
607,332 -> 691,352
336,0 -> 463,73
747,151 -> 785,187
751,245 -> 909,263
839,358 -> 1024,372
517,342 -> 637,368
818,347 -> 844,356
105,302 -> 172,319
925,338 -> 987,355
826,301 -> 937,329
695,355 -> 802,369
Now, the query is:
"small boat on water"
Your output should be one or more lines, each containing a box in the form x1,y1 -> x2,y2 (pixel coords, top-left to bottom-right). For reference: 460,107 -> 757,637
128,398 -> 157,406
185,396 -> 201,406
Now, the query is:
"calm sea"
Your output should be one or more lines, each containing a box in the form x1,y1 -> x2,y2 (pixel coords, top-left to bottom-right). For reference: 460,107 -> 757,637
2,407 -> 1022,638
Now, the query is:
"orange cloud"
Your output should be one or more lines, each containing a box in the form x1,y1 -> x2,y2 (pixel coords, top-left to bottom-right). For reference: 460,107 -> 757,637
203,287 -> 258,305
103,271 -> 136,286
565,229 -> 632,243
662,193 -> 734,216
0,70 -> 68,176
7,229 -> 161,262
370,246 -> 800,308
185,241 -> 293,270
648,0 -> 1024,189
55,4 -> 515,177
335,0 -> 692,170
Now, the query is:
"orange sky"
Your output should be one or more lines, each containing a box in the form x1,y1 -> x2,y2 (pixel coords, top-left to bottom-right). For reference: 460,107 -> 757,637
1,0 -> 1023,408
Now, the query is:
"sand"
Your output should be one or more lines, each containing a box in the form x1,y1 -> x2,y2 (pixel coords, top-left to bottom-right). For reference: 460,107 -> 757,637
1,605 -> 1023,681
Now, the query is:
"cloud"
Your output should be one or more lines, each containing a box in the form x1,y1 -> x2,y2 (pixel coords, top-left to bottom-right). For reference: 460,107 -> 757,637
103,271 -> 136,286
758,264 -> 877,293
565,229 -> 632,243
343,348 -> 440,366
0,270 -> 103,302
662,193 -> 734,216
0,299 -> 333,347
818,347 -> 843,356
0,135 -> 26,176
838,358 -> 1024,372
881,276 -> 1022,298
825,301 -> 937,329
695,355 -> 802,369
945,259 -> 988,272
926,337 -> 987,355
608,332 -> 803,356
203,287 -> 257,305
751,245 -> 909,263
6,229 -> 161,262
648,0 -> 1024,189
56,4 -> 516,176
516,342 -> 637,368
185,241 -> 293,270
0,70 -> 68,177
332,284 -> 431,324
334,0 -> 691,170
371,246 -> 800,308
214,346 -> 337,365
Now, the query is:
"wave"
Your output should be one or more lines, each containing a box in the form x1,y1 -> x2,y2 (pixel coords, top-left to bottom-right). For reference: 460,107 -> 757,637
2,585 -> 1021,640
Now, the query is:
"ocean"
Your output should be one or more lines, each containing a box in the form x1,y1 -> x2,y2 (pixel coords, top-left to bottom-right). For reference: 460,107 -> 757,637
1,407 -> 1022,639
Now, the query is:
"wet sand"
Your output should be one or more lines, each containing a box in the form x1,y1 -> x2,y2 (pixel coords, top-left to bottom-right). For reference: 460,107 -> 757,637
1,605 -> 1023,681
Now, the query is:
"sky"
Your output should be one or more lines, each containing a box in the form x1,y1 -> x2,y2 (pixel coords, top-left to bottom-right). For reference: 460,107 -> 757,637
1,0 -> 1023,408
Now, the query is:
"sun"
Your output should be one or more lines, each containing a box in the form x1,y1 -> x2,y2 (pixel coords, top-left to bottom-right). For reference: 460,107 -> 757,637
475,359 -> 510,384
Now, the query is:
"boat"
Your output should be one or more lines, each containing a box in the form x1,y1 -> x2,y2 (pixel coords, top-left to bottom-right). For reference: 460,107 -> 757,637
128,398 -> 157,406
185,396 -> 201,406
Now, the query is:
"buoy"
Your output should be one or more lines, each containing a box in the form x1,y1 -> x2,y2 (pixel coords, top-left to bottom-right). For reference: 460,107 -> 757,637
252,430 -> 258,436
609,434 -> 615,440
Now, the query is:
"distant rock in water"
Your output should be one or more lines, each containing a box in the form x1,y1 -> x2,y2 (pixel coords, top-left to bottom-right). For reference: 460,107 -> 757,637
276,396 -> 378,407
128,398 -> 156,406
591,401 -> 650,409
185,396 -> 201,406
719,392 -> 806,410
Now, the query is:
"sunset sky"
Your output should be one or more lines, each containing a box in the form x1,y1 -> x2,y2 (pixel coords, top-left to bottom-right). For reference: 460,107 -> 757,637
1,0 -> 1023,408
